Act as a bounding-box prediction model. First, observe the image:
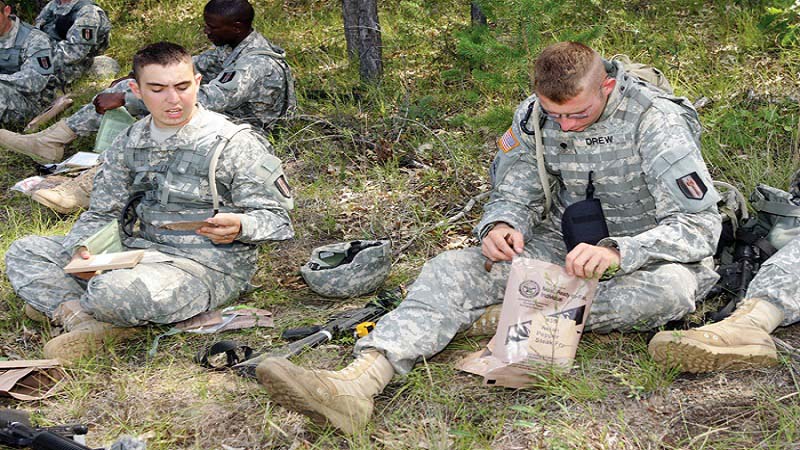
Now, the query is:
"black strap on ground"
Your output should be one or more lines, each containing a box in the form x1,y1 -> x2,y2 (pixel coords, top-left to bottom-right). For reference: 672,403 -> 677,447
194,340 -> 253,371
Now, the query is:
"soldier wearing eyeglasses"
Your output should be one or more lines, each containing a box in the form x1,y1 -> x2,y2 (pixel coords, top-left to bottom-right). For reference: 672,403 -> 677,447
256,41 -> 723,434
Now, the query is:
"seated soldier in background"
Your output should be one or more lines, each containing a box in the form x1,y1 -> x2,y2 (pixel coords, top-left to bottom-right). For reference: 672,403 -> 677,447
0,0 -> 55,128
650,170 -> 800,372
35,0 -> 111,86
4,41 -> 295,364
0,0 -> 296,213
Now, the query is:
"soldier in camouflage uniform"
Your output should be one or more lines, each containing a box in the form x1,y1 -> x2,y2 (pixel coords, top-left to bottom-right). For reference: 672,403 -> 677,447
0,0 -> 295,212
650,169 -> 800,373
256,42 -> 723,435
4,42 -> 294,363
0,0 -> 55,127
35,0 -> 111,86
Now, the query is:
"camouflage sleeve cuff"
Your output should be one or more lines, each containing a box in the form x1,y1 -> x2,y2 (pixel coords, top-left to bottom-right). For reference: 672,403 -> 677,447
474,213 -> 529,242
598,236 -> 643,274
237,213 -> 257,242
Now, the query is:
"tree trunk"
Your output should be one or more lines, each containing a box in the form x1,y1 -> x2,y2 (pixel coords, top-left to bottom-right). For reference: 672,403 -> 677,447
341,0 -> 383,83
471,2 -> 487,27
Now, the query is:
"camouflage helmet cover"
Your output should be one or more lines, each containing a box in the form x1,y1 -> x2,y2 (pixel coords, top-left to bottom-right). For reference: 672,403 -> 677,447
300,240 -> 391,298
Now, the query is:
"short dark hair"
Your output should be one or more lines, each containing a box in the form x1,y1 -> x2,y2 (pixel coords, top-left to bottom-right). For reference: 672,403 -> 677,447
534,41 -> 603,104
204,0 -> 254,27
132,42 -> 194,80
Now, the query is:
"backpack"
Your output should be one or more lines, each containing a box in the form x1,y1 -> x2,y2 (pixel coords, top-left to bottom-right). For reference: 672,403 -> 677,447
610,54 -> 674,95
707,174 -> 800,320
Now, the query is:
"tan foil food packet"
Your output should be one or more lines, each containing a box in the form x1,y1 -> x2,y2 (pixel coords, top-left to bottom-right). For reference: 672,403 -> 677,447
457,257 -> 599,388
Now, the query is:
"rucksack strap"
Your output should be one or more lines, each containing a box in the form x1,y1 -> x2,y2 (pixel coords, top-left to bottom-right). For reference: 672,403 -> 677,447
208,124 -> 252,213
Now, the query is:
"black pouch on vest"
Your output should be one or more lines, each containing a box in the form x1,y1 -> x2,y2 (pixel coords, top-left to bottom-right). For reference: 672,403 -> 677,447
561,171 -> 609,252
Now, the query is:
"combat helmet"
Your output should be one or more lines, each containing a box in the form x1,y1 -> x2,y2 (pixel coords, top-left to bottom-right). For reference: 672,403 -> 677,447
300,240 -> 391,298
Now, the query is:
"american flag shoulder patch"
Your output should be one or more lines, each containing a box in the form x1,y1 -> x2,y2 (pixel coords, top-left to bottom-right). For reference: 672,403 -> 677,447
497,127 -> 520,153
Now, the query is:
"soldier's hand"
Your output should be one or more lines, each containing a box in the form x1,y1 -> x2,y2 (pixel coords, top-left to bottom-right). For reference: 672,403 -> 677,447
69,247 -> 98,281
93,92 -> 126,114
564,243 -> 620,279
197,213 -> 242,245
481,223 -> 524,262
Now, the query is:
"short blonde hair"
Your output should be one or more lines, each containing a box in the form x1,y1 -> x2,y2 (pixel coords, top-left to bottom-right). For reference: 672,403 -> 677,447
533,42 -> 604,104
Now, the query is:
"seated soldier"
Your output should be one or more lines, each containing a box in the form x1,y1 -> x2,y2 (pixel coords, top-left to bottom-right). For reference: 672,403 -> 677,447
0,0 -> 295,213
256,42 -> 722,435
0,0 -> 55,128
4,41 -> 295,364
649,170 -> 800,372
35,0 -> 111,86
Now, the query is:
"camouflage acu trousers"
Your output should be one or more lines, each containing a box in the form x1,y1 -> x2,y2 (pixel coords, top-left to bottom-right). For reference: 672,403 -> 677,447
5,235 -> 246,326
0,83 -> 44,128
65,81 -> 148,136
356,227 -> 718,374
746,236 -> 800,326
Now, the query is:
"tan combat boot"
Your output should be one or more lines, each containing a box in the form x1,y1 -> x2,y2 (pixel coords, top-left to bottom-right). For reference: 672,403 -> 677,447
24,304 -> 48,323
648,298 -> 784,373
465,304 -> 502,337
32,165 -> 97,214
43,318 -> 140,364
256,350 -> 394,434
0,119 -> 77,163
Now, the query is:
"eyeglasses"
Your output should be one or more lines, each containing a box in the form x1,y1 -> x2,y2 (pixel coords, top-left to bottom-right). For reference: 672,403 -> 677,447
542,108 -> 591,120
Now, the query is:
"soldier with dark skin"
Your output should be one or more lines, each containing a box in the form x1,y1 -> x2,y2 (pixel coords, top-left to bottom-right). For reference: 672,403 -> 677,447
0,0 -> 295,214
4,42 -> 294,364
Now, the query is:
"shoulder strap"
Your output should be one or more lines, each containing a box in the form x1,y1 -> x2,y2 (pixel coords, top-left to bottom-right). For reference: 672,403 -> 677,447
14,21 -> 33,47
241,48 -> 293,120
532,100 -> 552,218
208,124 -> 252,213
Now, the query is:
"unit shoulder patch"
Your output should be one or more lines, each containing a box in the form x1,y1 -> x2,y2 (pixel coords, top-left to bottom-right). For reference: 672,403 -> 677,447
37,55 -> 52,70
497,127 -> 520,153
274,175 -> 291,198
676,172 -> 708,200
81,27 -> 94,41
219,71 -> 236,84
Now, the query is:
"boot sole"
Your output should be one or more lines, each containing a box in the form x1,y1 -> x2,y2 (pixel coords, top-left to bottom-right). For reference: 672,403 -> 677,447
256,358 -> 369,435
648,334 -> 779,373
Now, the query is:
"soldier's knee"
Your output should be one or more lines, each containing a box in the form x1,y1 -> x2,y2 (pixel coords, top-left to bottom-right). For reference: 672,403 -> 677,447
83,271 -> 149,326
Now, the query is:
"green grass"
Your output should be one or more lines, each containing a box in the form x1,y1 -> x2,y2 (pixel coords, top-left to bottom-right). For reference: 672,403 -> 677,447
2,0 -> 800,448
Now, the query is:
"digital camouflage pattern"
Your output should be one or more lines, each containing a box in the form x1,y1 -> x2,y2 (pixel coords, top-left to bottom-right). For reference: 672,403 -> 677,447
356,63 -> 722,374
193,30 -> 296,130
35,0 -> 111,85
300,240 -> 391,298
0,17 -> 55,127
747,230 -> 800,326
5,107 -> 294,326
66,30 -> 295,135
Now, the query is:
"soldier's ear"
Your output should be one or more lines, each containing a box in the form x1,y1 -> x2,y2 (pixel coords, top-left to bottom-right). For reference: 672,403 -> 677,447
129,79 -> 142,99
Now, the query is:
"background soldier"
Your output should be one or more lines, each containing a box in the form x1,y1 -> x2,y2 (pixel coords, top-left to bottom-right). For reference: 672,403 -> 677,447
256,41 -> 723,434
35,0 -> 112,86
0,0 -> 55,127
0,0 -> 295,213
650,170 -> 800,372
4,42 -> 294,363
